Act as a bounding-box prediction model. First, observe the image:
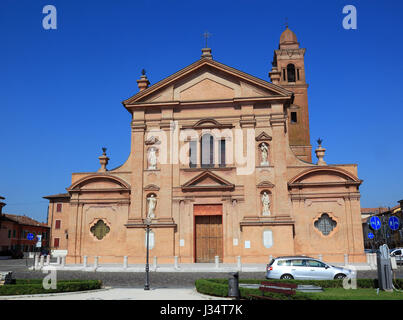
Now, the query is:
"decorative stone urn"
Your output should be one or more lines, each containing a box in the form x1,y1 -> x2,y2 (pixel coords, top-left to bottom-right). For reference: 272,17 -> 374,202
98,147 -> 109,172
315,138 -> 327,166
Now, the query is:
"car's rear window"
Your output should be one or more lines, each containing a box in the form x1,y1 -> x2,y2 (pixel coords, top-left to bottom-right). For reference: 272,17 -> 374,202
268,259 -> 275,266
291,259 -> 306,266
277,259 -> 291,266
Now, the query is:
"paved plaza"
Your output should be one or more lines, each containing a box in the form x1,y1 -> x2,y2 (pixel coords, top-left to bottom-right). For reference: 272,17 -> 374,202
0,287 -> 231,300
0,258 -> 402,300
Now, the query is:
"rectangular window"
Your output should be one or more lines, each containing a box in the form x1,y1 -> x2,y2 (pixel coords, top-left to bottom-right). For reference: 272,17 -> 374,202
219,139 -> 226,167
282,69 -> 286,81
297,69 -> 300,80
55,220 -> 61,229
201,134 -> 214,168
53,238 -> 60,248
13,230 -> 16,238
8,230 -> 11,238
291,112 -> 297,123
56,203 -> 62,212
189,140 -> 197,168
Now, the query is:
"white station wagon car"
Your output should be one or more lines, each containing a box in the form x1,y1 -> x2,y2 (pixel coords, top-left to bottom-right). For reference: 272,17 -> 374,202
390,248 -> 403,264
266,256 -> 354,280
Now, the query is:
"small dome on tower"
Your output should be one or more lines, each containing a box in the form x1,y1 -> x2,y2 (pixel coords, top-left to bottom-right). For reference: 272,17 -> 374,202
279,26 -> 298,45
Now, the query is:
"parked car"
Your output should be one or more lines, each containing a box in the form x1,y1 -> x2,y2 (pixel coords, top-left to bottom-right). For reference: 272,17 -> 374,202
390,248 -> 403,264
266,256 -> 354,280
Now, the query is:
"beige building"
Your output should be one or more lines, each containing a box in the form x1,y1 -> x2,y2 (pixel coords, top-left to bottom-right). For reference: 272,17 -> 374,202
45,27 -> 366,264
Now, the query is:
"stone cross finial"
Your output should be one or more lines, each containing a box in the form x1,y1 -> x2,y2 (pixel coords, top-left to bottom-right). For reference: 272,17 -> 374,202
201,31 -> 213,59
203,31 -> 211,48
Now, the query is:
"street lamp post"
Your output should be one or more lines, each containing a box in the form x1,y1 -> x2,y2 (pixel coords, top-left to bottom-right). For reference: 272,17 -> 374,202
144,217 -> 151,291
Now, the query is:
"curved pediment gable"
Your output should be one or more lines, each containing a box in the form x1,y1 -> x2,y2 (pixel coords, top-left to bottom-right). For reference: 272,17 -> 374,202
68,174 -> 130,192
257,180 -> 275,188
288,167 -> 362,187
144,184 -> 160,191
182,118 -> 234,130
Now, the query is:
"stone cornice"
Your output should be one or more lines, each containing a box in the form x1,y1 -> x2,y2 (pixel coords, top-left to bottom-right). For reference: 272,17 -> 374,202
125,96 -> 292,110
239,219 -> 295,232
124,222 -> 177,230
288,181 -> 362,188
131,122 -> 147,132
289,192 -> 361,201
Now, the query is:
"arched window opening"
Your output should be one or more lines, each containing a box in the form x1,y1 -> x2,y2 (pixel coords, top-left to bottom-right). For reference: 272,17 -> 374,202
287,64 -> 296,82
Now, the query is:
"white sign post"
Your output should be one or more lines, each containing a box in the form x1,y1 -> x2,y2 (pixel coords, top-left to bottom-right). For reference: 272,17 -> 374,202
36,235 -> 42,248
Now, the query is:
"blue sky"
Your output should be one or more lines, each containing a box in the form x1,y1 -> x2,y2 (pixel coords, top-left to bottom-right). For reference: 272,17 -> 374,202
1,0 -> 402,223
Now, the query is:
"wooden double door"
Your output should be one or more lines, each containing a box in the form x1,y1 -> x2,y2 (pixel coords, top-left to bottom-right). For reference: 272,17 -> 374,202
194,205 -> 223,263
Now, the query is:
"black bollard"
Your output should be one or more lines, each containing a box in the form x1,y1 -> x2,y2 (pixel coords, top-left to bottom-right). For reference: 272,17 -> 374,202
228,272 -> 240,299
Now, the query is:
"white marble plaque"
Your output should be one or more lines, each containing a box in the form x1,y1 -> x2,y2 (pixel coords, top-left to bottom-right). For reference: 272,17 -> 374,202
180,239 -> 185,247
244,240 -> 251,249
145,230 -> 155,249
233,238 -> 238,246
263,230 -> 273,248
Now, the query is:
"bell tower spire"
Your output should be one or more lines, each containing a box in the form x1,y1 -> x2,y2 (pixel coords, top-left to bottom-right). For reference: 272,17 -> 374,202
270,26 -> 311,162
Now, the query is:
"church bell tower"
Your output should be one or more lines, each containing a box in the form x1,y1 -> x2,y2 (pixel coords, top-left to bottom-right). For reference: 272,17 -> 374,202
269,26 -> 312,162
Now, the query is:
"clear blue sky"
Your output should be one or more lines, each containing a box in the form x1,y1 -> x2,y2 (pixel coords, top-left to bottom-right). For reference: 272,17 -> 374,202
1,0 -> 402,223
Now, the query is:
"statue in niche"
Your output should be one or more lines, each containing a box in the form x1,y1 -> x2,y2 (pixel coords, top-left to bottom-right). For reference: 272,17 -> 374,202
148,147 -> 157,170
261,192 -> 271,216
260,143 -> 269,166
147,194 -> 157,219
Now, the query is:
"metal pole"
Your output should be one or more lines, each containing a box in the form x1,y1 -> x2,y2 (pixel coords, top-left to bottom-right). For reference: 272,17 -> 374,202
144,221 -> 150,290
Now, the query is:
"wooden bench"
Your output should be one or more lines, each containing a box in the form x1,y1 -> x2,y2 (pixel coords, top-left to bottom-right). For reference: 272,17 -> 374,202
248,281 -> 297,300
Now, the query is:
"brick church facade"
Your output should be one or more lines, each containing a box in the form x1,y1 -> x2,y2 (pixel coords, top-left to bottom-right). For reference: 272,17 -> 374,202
45,27 -> 366,264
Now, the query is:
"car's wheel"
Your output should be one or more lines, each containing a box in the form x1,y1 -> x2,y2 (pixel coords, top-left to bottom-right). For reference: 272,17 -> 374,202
334,273 -> 346,280
280,274 -> 294,280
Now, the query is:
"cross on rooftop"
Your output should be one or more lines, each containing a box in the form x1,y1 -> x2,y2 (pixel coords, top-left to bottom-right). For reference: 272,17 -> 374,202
203,31 -> 212,48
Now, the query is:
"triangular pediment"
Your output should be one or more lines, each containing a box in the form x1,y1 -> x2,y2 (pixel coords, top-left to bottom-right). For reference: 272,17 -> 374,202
256,131 -> 273,141
182,170 -> 235,192
123,58 -> 292,106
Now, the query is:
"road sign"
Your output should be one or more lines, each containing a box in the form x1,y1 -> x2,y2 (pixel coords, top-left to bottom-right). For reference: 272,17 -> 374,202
369,216 -> 381,230
389,216 -> 400,231
27,233 -> 34,241
36,235 -> 42,248
368,232 -> 374,239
